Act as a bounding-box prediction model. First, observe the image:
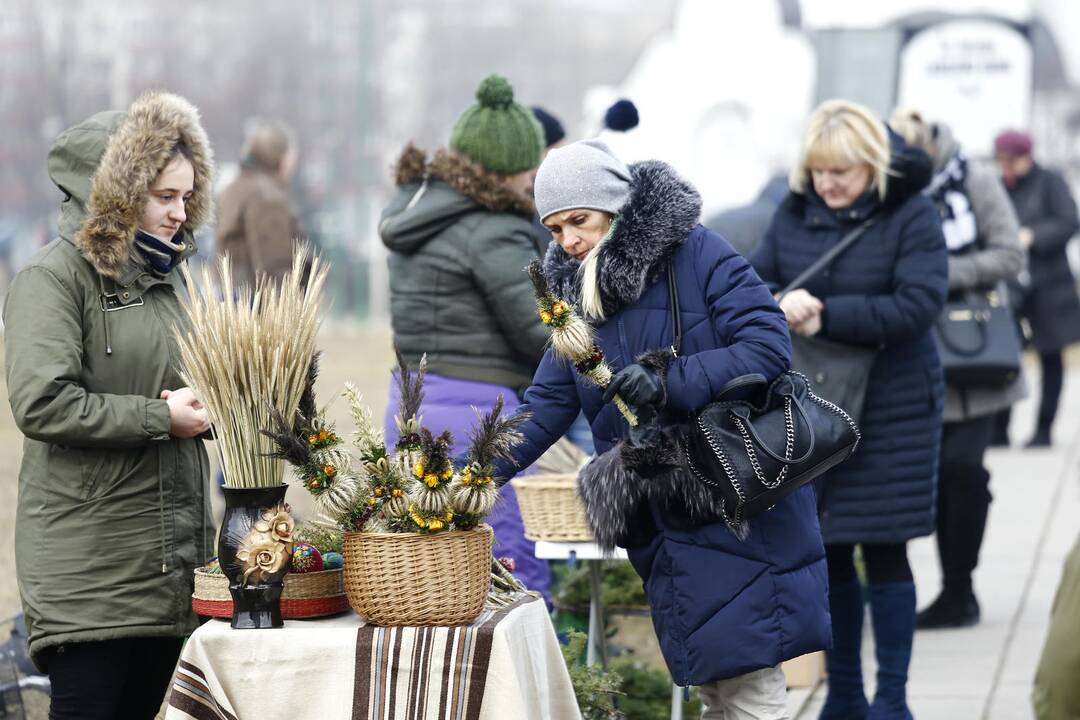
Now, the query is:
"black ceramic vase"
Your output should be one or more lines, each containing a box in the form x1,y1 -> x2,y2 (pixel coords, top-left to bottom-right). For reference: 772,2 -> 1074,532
218,484 -> 290,629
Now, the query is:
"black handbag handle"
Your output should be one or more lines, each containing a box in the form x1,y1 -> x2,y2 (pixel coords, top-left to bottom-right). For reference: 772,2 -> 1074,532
717,373 -> 768,397
935,295 -> 992,357
730,390 -> 817,465
935,315 -> 989,357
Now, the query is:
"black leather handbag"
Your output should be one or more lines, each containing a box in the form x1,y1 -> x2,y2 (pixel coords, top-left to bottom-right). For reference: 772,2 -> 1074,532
933,284 -> 1023,388
780,218 -> 879,424
665,265 -> 861,525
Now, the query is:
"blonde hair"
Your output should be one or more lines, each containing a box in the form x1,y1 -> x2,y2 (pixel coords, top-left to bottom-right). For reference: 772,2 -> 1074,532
791,99 -> 891,201
889,107 -> 933,153
577,216 -> 618,322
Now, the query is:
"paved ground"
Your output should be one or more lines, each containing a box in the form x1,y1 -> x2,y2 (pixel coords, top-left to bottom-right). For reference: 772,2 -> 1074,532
793,361 -> 1080,719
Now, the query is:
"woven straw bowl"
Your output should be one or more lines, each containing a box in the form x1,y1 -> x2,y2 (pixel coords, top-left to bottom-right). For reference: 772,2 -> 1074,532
192,567 -> 348,619
511,472 -> 593,542
343,525 -> 493,626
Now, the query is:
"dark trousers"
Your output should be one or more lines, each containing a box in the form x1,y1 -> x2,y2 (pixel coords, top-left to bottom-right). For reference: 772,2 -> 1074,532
995,351 -> 1064,437
936,415 -> 994,595
47,637 -> 183,720
826,542 -> 913,586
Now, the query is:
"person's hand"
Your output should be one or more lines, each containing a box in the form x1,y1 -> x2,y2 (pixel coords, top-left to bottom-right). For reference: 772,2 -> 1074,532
603,364 -> 662,410
163,387 -> 210,438
791,312 -> 822,337
777,289 -> 824,327
1019,227 -> 1035,249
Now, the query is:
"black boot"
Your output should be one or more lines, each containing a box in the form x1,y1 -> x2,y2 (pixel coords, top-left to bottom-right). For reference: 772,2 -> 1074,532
916,589 -> 980,629
1025,428 -> 1052,448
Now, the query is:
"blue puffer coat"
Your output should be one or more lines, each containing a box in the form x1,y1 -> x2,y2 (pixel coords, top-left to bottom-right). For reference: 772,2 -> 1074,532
501,160 -> 831,686
751,142 -> 949,545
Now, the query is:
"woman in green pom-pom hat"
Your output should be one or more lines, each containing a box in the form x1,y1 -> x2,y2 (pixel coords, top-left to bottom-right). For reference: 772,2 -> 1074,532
378,74 -> 553,598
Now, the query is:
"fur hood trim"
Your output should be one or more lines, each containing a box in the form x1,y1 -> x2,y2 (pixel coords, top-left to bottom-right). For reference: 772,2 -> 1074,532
76,91 -> 214,280
542,160 -> 701,317
392,144 -> 536,218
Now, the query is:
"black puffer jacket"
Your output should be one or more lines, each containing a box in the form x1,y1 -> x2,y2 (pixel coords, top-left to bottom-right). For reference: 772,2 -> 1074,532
379,145 -> 549,391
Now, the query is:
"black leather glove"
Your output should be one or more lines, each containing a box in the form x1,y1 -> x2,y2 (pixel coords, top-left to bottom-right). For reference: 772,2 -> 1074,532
625,404 -> 660,448
603,363 -> 663,410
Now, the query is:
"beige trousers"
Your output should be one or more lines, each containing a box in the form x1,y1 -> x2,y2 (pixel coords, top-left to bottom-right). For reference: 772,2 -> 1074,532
698,665 -> 789,720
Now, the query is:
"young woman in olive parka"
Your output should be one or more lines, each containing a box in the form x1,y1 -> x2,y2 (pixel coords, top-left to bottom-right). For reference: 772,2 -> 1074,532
4,91 -> 215,719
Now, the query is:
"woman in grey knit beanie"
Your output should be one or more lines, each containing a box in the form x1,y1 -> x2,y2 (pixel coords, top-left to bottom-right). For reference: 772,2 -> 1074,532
534,139 -> 632,320
504,140 -> 828,716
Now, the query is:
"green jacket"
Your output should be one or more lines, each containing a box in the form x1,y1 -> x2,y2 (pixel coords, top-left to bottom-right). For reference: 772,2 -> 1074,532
379,145 -> 550,392
1034,531 -> 1080,719
4,92 -> 216,667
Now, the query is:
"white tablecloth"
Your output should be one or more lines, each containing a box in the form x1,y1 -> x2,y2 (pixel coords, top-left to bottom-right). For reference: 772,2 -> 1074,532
166,595 -> 580,720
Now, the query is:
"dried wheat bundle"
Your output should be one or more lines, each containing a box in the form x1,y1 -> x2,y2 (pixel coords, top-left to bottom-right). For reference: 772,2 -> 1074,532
176,248 -> 328,488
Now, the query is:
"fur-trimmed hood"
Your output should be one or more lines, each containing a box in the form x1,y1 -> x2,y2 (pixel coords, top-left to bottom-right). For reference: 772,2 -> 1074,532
381,143 -> 536,255
541,160 -> 702,318
47,91 -> 214,280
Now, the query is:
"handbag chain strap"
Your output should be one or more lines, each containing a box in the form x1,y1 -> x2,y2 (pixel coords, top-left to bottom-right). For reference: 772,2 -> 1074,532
685,440 -> 745,526
732,397 -> 796,489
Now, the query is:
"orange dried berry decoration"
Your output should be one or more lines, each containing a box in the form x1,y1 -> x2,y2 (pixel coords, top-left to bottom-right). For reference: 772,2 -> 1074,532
323,464 -> 337,477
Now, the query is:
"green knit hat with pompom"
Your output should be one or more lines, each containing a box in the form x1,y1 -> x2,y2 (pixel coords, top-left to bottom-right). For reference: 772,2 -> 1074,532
449,75 -> 545,175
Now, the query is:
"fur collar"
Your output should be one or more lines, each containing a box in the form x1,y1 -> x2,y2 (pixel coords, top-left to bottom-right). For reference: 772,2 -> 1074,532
75,91 -> 214,280
542,160 -> 701,317
392,143 -> 535,218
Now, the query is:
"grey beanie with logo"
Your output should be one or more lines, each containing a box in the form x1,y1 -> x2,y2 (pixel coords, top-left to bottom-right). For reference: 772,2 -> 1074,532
534,139 -> 633,221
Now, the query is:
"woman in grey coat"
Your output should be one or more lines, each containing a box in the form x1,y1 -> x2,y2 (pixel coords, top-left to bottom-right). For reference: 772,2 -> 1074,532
892,110 -> 1027,628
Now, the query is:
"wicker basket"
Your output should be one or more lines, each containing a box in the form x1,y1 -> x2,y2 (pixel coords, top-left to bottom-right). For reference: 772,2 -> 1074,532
343,525 -> 493,626
512,472 -> 593,542
192,567 -> 349,619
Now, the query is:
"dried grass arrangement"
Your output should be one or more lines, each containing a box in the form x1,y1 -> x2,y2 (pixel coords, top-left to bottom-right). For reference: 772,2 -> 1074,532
263,353 -> 533,616
175,249 -> 328,488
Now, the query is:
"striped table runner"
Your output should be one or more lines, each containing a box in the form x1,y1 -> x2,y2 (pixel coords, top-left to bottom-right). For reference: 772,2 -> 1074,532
353,600 -> 518,720
169,659 -> 239,720
166,594 -> 579,720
